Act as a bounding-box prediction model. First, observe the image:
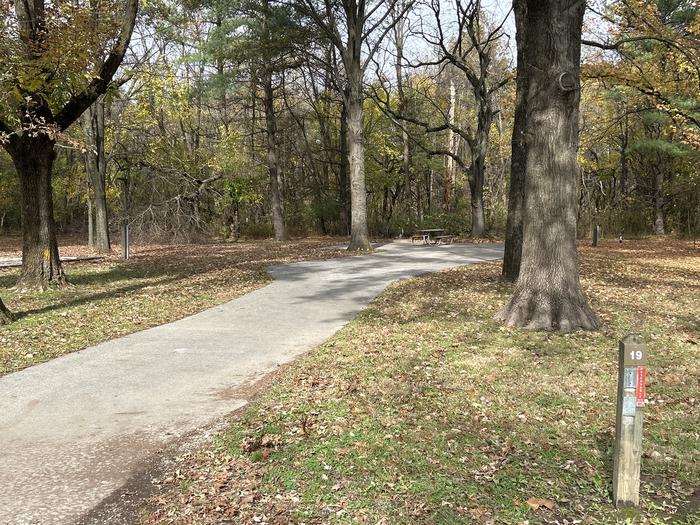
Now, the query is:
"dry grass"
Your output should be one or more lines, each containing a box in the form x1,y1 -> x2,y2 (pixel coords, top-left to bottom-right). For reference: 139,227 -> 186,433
0,237 -> 351,375
144,239 -> 699,525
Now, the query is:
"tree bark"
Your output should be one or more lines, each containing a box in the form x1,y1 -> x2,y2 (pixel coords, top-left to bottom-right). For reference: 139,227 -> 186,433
393,6 -> 413,221
259,0 -> 288,242
653,155 -> 665,235
86,178 -> 95,248
496,0 -> 598,331
0,297 -> 12,324
345,65 -> 372,251
618,112 -> 629,198
502,0 -> 528,282
469,107 -> 490,238
263,69 -> 288,241
6,135 -> 65,291
81,98 -> 111,253
339,101 -> 351,236
470,174 -> 485,237
444,79 -> 456,211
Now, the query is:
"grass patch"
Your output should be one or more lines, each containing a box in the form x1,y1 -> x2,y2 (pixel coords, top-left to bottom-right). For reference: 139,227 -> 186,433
145,239 -> 699,524
0,238 -> 350,375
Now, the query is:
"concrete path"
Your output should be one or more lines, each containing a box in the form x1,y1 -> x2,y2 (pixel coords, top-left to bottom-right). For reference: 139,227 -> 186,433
0,241 -> 503,525
0,256 -> 104,269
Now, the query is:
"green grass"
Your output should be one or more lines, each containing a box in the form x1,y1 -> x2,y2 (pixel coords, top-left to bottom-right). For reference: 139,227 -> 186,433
146,239 -> 699,524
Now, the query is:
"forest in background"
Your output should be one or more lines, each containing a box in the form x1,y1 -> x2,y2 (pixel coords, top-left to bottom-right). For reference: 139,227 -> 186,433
0,0 -> 698,246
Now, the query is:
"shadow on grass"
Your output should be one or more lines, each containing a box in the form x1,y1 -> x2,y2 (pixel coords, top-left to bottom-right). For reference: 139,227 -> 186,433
13,274 -> 186,319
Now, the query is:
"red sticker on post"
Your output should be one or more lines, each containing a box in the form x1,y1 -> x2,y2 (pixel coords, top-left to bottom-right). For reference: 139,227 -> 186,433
636,366 -> 646,407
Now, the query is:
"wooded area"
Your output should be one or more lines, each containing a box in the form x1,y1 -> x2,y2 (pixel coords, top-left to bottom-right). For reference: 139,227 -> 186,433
0,0 -> 698,330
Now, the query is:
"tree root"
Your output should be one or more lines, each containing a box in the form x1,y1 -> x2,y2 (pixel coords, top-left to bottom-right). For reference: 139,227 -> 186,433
495,287 -> 599,331
347,241 -> 373,252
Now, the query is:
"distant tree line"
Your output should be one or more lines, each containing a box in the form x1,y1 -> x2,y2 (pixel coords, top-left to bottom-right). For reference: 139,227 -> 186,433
0,0 -> 698,329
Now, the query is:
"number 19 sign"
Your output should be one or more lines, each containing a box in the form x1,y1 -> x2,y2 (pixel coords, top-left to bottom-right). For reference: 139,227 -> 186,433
613,334 -> 648,507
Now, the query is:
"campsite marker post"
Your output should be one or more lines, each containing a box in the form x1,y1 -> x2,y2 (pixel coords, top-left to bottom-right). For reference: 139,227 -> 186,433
613,334 -> 647,507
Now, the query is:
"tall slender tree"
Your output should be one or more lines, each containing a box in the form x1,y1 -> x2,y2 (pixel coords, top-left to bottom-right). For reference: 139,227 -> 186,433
80,96 -> 112,253
381,0 -> 510,237
295,0 -> 413,250
501,0 -> 527,282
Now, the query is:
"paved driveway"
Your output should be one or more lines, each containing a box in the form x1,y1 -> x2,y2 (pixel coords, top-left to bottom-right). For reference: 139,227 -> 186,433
0,241 -> 503,524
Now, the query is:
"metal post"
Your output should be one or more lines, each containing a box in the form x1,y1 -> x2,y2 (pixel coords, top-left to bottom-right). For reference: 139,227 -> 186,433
593,224 -> 601,246
613,334 -> 647,507
122,223 -> 129,260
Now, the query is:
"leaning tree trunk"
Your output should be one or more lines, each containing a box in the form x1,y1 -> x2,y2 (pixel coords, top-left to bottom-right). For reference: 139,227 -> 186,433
0,297 -> 12,324
345,67 -> 372,251
501,0 -> 528,282
496,0 -> 597,331
263,70 -> 288,241
6,135 -> 65,291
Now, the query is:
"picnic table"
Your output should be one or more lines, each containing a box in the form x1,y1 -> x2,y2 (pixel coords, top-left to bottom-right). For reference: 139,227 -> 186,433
411,229 -> 455,245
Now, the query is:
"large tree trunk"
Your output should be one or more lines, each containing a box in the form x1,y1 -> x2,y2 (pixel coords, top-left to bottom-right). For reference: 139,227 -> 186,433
496,0 -> 597,331
501,0 -> 528,282
260,0 -> 287,242
470,177 -> 485,237
0,297 -> 12,324
81,98 -> 111,253
263,70 -> 288,241
345,64 -> 372,251
6,135 -> 65,291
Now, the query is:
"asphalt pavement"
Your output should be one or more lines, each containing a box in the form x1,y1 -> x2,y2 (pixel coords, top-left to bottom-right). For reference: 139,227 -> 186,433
0,241 -> 503,525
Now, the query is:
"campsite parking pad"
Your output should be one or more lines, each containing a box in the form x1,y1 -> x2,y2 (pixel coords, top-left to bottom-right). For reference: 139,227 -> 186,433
0,241 -> 502,525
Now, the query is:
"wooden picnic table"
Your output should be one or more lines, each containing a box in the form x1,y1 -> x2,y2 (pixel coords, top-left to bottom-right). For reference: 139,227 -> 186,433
411,229 -> 454,245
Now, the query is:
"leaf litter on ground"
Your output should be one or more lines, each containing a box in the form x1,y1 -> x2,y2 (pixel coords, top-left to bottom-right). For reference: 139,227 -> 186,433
0,237 -> 353,375
142,239 -> 699,525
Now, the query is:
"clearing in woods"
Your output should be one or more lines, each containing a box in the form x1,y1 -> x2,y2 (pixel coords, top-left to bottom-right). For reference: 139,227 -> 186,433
143,239 -> 699,525
0,237 -> 354,375
0,240 -> 503,524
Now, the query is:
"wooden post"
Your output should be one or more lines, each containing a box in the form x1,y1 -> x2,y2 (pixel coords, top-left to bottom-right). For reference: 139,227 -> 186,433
613,334 -> 647,507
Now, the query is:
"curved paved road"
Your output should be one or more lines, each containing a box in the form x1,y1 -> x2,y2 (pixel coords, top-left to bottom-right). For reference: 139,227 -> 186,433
0,241 -> 503,525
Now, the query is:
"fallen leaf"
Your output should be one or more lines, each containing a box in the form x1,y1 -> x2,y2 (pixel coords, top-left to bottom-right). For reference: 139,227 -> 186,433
526,497 -> 555,511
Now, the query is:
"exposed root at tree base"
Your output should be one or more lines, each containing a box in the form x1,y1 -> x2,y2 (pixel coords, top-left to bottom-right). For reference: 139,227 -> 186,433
14,274 -> 68,293
346,243 -> 373,252
495,288 -> 599,331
